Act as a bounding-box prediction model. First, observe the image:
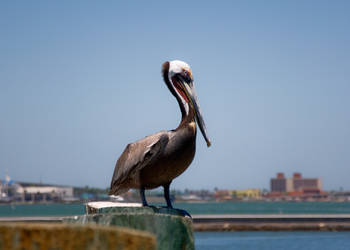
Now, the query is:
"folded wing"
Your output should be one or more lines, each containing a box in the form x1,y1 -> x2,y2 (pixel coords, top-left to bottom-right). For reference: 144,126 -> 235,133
109,133 -> 169,195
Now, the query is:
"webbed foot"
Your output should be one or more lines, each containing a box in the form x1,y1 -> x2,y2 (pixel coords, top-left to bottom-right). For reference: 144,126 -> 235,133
159,206 -> 192,218
175,208 -> 192,218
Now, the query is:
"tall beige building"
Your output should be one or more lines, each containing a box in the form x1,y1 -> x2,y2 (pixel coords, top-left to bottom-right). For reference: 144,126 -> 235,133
270,173 -> 322,193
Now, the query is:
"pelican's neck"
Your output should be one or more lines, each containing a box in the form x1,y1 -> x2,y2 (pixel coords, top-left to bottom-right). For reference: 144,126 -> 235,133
177,101 -> 196,130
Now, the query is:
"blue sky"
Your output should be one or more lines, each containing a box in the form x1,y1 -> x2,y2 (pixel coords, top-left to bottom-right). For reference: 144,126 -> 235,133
1,1 -> 349,190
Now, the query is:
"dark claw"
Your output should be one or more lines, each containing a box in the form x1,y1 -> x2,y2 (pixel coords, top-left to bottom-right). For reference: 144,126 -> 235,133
175,208 -> 192,218
157,206 -> 192,218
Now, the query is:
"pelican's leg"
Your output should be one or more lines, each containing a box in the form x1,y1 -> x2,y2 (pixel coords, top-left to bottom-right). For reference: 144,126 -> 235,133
163,183 -> 192,218
140,187 -> 148,206
163,182 -> 173,208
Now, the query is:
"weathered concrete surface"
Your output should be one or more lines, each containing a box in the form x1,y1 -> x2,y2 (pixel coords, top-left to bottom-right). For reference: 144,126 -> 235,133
0,223 -> 156,250
85,201 -> 189,217
66,203 -> 194,250
86,202 -> 142,212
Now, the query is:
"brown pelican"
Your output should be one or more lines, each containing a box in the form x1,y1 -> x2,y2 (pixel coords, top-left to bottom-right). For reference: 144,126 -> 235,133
109,60 -> 211,209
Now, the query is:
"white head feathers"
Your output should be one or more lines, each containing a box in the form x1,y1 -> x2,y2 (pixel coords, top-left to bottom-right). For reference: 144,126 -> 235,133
168,60 -> 191,78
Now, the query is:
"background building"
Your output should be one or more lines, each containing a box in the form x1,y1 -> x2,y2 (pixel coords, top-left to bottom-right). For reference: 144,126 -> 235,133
270,173 -> 322,194
1,174 -> 75,203
230,189 -> 261,200
215,188 -> 261,201
18,185 -> 74,202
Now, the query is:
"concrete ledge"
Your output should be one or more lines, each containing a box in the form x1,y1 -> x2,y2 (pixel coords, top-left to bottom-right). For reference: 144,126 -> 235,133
0,223 -> 156,250
66,203 -> 194,250
85,202 -> 189,217
86,202 -> 142,214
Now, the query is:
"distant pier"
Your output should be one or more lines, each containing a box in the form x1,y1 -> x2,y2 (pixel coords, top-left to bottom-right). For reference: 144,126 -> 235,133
192,214 -> 350,231
2,214 -> 350,231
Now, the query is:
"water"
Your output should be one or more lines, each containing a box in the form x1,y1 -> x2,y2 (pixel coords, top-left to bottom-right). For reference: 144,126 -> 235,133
1,201 -> 350,217
195,232 -> 350,250
0,203 -> 85,217
173,201 -> 350,214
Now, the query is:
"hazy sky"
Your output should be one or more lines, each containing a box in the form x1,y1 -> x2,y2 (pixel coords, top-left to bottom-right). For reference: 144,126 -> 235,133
1,1 -> 349,190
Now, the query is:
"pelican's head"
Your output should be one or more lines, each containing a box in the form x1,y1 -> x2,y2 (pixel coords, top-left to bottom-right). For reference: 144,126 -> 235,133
162,60 -> 211,147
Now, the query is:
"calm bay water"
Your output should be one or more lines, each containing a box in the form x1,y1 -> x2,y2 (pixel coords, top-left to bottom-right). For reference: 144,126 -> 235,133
1,201 -> 350,217
195,232 -> 350,250
174,201 -> 350,214
0,203 -> 85,217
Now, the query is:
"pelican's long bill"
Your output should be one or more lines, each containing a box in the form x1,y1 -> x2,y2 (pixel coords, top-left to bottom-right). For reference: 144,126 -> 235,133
182,80 -> 211,147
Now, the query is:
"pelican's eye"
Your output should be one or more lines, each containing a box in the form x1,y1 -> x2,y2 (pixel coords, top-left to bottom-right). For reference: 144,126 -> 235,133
181,70 -> 192,83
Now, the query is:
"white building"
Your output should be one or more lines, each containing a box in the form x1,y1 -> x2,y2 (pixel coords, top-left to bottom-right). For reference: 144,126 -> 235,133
16,185 -> 74,202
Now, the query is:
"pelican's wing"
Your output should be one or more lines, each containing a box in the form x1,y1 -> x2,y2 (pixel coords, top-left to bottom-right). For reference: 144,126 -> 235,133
109,132 -> 169,195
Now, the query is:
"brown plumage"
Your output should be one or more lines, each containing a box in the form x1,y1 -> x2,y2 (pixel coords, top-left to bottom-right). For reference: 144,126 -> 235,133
109,60 -> 210,208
